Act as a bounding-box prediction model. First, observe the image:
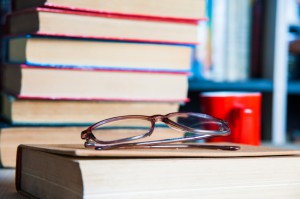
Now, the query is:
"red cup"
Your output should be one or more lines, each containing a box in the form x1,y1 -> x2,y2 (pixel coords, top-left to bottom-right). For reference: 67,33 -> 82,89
199,92 -> 261,145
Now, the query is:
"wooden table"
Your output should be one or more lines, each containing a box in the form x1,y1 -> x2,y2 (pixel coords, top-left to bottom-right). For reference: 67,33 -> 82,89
0,169 -> 26,199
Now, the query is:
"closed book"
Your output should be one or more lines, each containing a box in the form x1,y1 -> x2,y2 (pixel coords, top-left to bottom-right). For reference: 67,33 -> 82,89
0,124 -> 182,168
16,143 -> 300,198
1,93 -> 180,125
12,0 -> 207,22
2,64 -> 188,101
8,8 -> 199,44
6,35 -> 193,72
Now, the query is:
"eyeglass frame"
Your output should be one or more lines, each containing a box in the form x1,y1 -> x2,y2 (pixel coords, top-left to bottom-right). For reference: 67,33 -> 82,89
81,112 -> 240,150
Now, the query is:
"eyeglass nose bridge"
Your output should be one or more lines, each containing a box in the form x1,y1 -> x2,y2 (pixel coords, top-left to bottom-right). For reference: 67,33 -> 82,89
150,114 -> 166,122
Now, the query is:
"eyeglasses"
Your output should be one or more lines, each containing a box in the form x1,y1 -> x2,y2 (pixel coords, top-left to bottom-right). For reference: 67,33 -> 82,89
81,112 -> 240,151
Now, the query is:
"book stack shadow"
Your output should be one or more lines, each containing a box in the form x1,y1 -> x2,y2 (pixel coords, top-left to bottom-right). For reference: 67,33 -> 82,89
0,0 -> 207,167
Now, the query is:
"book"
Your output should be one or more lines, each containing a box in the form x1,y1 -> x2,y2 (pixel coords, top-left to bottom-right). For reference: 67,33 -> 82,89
16,143 -> 300,198
0,93 -> 180,125
208,0 -> 252,81
6,35 -> 193,72
225,0 -> 252,81
12,0 -> 207,22
0,124 -> 183,168
1,64 -> 188,101
7,8 -> 199,44
210,0 -> 227,81
250,0 -> 265,78
289,39 -> 300,54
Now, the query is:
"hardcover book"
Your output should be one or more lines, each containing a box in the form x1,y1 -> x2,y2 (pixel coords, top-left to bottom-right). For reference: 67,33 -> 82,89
2,64 -> 189,101
16,143 -> 300,198
12,0 -> 207,22
0,93 -> 181,125
8,8 -> 199,44
5,35 -> 193,72
0,124 -> 183,167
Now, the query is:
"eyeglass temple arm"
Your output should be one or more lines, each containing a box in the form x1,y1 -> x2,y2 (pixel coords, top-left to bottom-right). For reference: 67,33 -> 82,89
91,134 -> 214,150
101,144 -> 240,151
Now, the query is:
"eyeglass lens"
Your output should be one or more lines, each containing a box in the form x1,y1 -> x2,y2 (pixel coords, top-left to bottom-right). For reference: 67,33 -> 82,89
167,114 -> 224,131
92,118 -> 152,141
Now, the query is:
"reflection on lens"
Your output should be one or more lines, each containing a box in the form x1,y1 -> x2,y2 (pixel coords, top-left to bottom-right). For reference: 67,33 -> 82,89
167,113 -> 223,131
92,118 -> 152,141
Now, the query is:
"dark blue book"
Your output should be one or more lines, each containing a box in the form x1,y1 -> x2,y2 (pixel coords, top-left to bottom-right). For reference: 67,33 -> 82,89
4,34 -> 194,73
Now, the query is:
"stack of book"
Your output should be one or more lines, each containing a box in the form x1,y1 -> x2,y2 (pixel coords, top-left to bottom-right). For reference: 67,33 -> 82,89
0,0 -> 207,167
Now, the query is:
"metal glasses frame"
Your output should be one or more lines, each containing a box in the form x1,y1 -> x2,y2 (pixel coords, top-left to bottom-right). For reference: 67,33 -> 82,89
81,112 -> 240,150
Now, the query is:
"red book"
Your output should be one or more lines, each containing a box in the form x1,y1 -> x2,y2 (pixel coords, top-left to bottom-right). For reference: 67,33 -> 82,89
12,0 -> 207,23
8,7 -> 200,44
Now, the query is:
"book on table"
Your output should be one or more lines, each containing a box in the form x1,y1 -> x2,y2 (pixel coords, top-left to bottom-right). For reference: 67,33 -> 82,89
6,35 -> 193,72
12,0 -> 207,22
16,143 -> 300,199
1,64 -> 188,101
0,124 -> 184,168
7,8 -> 199,44
0,93 -> 181,125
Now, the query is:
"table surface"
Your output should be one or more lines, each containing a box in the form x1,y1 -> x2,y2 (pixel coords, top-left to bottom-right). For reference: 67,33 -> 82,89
0,169 -> 26,199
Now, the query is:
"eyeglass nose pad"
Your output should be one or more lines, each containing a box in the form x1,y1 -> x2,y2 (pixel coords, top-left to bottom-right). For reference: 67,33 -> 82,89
85,140 -> 96,148
81,130 -> 89,139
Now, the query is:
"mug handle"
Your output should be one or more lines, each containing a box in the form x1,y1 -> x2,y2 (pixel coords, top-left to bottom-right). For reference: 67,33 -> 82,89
233,107 -> 258,145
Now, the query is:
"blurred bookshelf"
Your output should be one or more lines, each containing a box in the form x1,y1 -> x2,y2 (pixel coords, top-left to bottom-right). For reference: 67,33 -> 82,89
189,79 -> 273,92
184,0 -> 300,145
288,81 -> 300,93
189,79 -> 300,94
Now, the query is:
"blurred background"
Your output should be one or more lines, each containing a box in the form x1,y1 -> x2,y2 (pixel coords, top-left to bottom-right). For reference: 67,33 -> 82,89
182,0 -> 300,145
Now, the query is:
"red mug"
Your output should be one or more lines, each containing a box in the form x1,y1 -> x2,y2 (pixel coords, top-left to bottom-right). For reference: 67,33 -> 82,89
199,92 -> 261,145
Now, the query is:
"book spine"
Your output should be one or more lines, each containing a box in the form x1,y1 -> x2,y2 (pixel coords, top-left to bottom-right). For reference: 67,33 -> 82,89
0,0 -> 10,69
15,145 -> 23,187
211,0 -> 228,81
250,0 -> 265,78
225,0 -> 252,81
